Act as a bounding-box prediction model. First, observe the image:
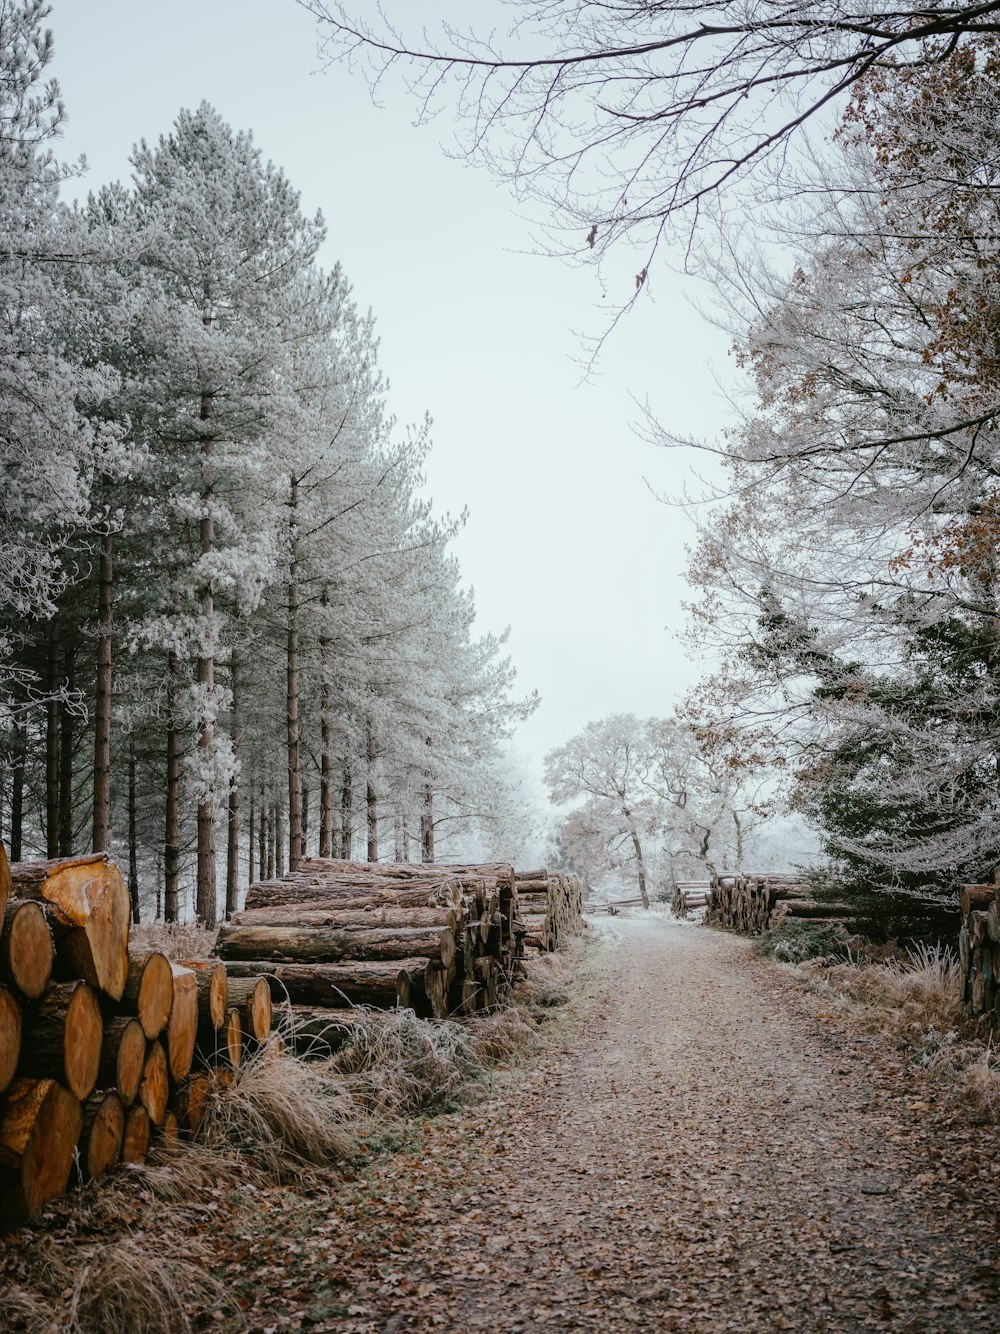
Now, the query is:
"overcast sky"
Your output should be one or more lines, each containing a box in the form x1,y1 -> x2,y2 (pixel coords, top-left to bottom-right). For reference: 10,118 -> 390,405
50,0 -> 737,780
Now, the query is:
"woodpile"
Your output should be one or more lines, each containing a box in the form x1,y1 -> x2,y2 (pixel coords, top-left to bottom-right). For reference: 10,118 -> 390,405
220,859 -> 585,1031
0,847 -> 272,1225
583,895 -> 644,915
670,881 -> 710,918
958,883 -> 1000,1022
705,873 -> 855,936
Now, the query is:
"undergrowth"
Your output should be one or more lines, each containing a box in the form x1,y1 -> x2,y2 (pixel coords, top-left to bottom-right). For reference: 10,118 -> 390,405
776,937 -> 1000,1122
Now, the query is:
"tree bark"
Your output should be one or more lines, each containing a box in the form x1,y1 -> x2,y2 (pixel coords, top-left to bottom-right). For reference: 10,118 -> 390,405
45,618 -> 60,858
286,475 -> 303,869
420,736 -> 434,863
9,717 -> 24,862
319,638 -> 334,857
340,762 -> 352,859
226,651 -> 241,920
164,655 -> 181,924
266,799 -> 275,879
215,923 -> 457,968
127,740 -> 139,923
248,763 -> 255,896
0,1077 -> 82,1222
196,383 -> 218,928
366,714 -> 378,863
58,640 -> 75,857
275,799 -> 284,877
92,530 -> 113,853
624,809 -> 650,910
223,958 -> 414,1008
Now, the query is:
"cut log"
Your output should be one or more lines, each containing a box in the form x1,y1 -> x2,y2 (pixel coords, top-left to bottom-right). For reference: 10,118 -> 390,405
80,1089 -> 125,1180
226,976 -> 272,1042
280,1006 -> 365,1058
0,984 -> 21,1094
174,1074 -> 211,1136
10,855 -> 130,1000
221,1007 -> 242,1067
167,965 -> 198,1083
960,884 -> 995,917
182,959 -> 227,1030
121,949 -> 174,1040
223,959 -> 415,1008
20,979 -> 103,1101
160,1109 -> 180,1146
1,901 -> 54,999
122,1103 -> 150,1164
99,1015 -> 146,1105
0,1077 -> 82,1221
770,899 -> 855,918
214,923 -> 457,970
139,1041 -> 169,1126
231,906 -> 458,931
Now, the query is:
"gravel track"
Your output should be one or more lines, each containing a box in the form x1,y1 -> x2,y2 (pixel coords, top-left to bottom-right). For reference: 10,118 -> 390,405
313,915 -> 1000,1332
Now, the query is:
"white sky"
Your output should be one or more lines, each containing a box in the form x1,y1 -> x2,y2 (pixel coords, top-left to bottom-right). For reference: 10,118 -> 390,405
50,0 -> 738,780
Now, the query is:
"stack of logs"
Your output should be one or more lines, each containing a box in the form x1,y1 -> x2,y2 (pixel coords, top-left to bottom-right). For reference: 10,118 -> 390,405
216,860 -> 585,1048
671,882 -> 710,917
705,873 -> 855,936
958,883 -> 1000,1022
0,848 -> 273,1224
512,868 -> 584,953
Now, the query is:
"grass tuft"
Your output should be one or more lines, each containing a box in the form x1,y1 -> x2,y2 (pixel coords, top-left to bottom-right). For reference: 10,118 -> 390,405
68,1237 -> 230,1334
129,921 -> 218,961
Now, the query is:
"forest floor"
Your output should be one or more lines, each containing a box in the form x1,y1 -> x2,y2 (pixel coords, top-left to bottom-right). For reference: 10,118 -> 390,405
238,914 -> 1000,1333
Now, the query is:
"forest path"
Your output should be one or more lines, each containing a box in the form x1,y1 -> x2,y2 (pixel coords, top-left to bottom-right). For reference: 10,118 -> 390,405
273,916 -> 1000,1332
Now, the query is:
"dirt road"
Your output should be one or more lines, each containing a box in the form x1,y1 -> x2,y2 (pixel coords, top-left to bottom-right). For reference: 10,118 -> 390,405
278,915 -> 1000,1332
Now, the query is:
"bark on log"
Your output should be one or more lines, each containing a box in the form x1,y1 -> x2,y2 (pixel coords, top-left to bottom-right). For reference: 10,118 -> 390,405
167,965 -> 198,1082
279,1006 -> 365,1058
139,1041 -> 169,1126
10,855 -> 130,1000
231,906 -> 458,931
122,1103 -> 150,1164
223,959 -> 415,1008
221,1007 -> 242,1067
20,979 -> 103,1101
0,1077 -> 82,1221
214,923 -> 457,970
98,1015 -> 146,1106
1,900 -> 54,999
182,958 -> 227,1030
0,984 -> 21,1094
960,884 -> 995,917
80,1089 -> 125,1180
121,949 -> 174,1040
225,976 -> 272,1042
174,1074 -> 210,1136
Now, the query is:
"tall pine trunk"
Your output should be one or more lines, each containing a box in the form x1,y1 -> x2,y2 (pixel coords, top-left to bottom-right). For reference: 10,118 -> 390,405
164,655 -> 181,923
624,809 -> 650,909
366,715 -> 377,863
420,737 -> 434,864
92,531 -> 113,852
258,790 -> 267,881
128,740 -> 140,923
45,618 -> 60,858
286,475 -> 303,869
319,606 -> 334,857
340,761 -> 352,859
275,799 -> 285,877
196,386 -> 217,927
266,801 -> 275,879
248,763 -> 256,892
225,652 -> 241,919
58,641 -> 75,856
9,718 -> 25,861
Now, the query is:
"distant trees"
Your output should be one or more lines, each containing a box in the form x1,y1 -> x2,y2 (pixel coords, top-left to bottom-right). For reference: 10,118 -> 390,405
0,4 -> 538,922
544,713 -> 765,899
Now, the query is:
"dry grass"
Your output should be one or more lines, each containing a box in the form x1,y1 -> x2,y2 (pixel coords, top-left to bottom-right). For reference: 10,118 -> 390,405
199,1043 -> 357,1175
129,921 -> 218,961
787,942 -> 1000,1119
68,1237 -> 233,1334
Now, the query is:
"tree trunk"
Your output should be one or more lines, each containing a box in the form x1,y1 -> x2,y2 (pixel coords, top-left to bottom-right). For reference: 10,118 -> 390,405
275,800 -> 284,877
164,655 -> 181,924
266,799 -> 275,880
340,762 -> 352,859
196,384 -> 218,928
215,923 -> 457,968
127,740 -> 139,924
45,619 -> 60,859
624,811 -> 650,910
366,715 -> 378,863
258,791 -> 267,881
420,737 -> 434,863
302,784 -> 310,859
319,647 -> 334,857
92,530 -> 113,853
248,766 -> 255,896
58,641 -> 75,857
226,652 -> 241,920
223,958 -> 412,1008
286,475 -> 303,869
10,719 -> 25,862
